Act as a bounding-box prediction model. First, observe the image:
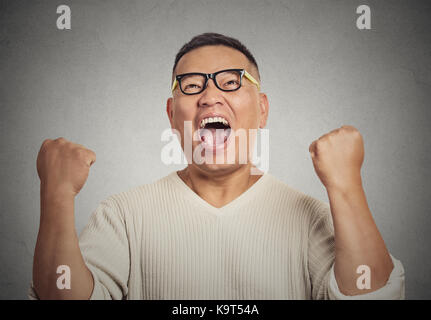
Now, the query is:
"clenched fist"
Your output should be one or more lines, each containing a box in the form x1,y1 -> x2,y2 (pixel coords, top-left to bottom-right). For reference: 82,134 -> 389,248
36,137 -> 96,198
309,125 -> 364,191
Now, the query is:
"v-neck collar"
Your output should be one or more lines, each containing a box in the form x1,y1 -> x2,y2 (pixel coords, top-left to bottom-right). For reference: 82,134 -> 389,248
168,170 -> 270,214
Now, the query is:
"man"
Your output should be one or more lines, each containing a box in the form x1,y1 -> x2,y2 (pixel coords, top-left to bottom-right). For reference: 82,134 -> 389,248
30,33 -> 404,299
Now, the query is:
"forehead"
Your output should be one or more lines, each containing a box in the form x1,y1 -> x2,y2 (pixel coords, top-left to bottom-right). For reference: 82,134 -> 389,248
175,45 -> 251,75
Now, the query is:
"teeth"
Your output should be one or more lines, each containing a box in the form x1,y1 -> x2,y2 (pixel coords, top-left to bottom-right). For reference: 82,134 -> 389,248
199,116 -> 230,128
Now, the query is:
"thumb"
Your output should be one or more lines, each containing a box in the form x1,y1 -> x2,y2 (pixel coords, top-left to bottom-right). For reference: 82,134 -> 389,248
309,140 -> 317,158
86,150 -> 96,167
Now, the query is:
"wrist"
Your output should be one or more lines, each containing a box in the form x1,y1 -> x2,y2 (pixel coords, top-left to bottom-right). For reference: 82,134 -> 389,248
40,182 -> 76,202
40,183 -> 75,223
39,195 -> 76,233
325,175 -> 363,196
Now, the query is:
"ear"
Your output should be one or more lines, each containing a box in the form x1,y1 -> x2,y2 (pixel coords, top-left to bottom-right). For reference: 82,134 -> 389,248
166,97 -> 174,128
258,93 -> 269,128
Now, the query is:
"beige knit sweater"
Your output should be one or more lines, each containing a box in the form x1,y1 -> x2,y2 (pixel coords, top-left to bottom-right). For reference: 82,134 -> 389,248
29,172 -> 405,299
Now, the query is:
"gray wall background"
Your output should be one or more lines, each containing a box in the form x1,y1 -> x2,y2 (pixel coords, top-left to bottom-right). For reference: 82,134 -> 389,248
1,0 -> 430,299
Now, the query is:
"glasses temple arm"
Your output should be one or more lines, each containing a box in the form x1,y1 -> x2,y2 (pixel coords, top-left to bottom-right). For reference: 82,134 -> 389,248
171,78 -> 178,92
244,70 -> 260,91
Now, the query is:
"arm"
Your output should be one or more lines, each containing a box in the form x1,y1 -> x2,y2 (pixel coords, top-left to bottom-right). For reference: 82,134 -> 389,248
326,179 -> 393,295
32,137 -> 96,299
309,125 -> 394,295
33,189 -> 94,299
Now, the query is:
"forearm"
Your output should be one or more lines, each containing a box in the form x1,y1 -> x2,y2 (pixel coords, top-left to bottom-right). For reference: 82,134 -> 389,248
33,187 -> 94,299
327,181 -> 394,295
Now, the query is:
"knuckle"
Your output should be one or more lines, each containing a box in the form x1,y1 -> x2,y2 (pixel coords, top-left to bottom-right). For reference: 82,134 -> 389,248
41,139 -> 52,150
315,139 -> 327,151
309,139 -> 317,148
55,137 -> 68,144
342,125 -> 358,133
316,136 -> 324,144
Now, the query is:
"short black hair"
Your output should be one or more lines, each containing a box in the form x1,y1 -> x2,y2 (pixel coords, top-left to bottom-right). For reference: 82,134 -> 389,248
173,33 -> 259,78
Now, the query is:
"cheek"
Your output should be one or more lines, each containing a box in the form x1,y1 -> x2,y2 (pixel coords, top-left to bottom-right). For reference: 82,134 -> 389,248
232,95 -> 261,127
172,101 -> 196,128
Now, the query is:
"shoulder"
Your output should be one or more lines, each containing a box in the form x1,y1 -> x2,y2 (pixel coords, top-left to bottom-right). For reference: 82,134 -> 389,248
102,172 -> 178,215
263,173 -> 330,220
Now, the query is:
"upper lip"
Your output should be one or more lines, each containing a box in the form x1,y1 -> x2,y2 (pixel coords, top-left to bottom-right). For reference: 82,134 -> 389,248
196,113 -> 232,129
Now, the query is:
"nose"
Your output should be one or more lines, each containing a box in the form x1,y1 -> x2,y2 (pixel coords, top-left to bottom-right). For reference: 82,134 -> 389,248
197,79 -> 223,108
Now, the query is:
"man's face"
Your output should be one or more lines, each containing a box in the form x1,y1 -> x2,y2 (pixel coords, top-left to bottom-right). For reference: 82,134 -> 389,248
166,45 -> 269,175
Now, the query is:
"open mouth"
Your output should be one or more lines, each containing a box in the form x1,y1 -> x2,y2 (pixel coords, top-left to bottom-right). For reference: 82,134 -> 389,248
198,116 -> 232,149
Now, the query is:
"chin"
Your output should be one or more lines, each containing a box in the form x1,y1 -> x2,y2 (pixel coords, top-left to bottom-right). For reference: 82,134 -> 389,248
195,162 -> 248,176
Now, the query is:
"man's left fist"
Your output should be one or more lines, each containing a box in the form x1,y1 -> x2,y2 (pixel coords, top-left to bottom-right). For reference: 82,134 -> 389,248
309,125 -> 364,191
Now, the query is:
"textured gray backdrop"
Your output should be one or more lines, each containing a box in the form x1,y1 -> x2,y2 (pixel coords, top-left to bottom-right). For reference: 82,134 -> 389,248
0,0 -> 430,299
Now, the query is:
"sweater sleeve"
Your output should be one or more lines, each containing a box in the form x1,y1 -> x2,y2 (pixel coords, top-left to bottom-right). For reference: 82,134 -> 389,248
327,253 -> 405,299
308,203 -> 405,300
78,196 -> 130,300
307,204 -> 336,300
27,196 -> 130,300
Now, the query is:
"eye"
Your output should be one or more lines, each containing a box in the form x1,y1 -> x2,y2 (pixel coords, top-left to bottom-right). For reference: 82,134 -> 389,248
226,80 -> 239,85
217,71 -> 242,90
184,83 -> 201,89
222,79 -> 240,89
180,74 -> 205,93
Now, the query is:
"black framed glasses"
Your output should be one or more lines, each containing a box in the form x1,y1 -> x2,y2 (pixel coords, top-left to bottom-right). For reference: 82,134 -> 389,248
171,68 -> 260,95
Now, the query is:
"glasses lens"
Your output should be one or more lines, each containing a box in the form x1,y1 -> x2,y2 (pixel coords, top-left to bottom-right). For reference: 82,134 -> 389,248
180,74 -> 206,94
215,70 -> 242,91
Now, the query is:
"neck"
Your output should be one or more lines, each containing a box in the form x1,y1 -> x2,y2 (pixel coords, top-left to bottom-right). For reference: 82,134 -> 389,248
178,164 -> 263,208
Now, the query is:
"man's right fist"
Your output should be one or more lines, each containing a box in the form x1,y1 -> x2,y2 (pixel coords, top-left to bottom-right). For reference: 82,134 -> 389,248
37,137 -> 96,197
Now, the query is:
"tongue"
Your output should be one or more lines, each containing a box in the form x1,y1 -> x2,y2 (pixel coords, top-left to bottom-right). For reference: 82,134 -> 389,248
200,128 -> 230,147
